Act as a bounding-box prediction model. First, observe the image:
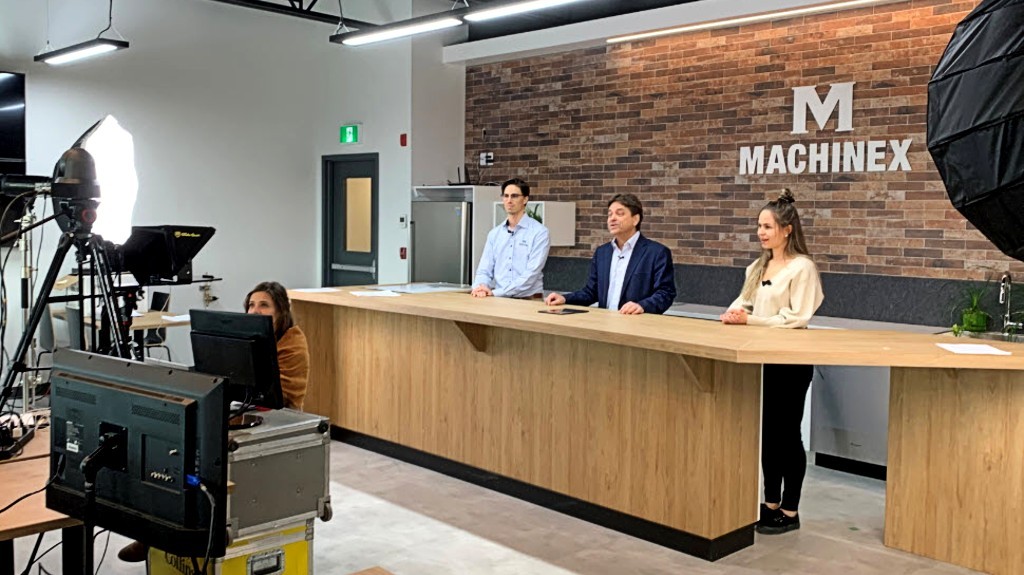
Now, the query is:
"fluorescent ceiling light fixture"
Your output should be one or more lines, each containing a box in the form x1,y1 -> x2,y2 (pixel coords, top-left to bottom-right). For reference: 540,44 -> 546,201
34,38 -> 129,65
334,17 -> 462,46
608,0 -> 896,44
464,0 -> 587,22
0,103 -> 25,113
331,0 -> 592,47
34,0 -> 129,65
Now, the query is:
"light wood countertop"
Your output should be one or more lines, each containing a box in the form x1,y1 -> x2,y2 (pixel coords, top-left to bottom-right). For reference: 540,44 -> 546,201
290,288 -> 1024,370
0,441 -> 79,540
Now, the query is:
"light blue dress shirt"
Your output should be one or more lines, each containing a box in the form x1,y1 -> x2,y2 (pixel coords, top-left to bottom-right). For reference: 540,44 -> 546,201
473,215 -> 550,298
606,231 -> 640,311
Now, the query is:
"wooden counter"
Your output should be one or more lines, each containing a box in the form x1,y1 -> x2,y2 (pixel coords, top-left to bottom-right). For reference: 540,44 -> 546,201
291,289 -> 1024,572
289,289 -> 1024,369
1,427 -> 85,575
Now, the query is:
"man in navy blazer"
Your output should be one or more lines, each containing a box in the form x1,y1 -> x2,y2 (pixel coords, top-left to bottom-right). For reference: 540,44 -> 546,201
545,194 -> 676,315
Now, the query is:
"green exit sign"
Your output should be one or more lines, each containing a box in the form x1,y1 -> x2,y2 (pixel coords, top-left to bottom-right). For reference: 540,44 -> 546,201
340,124 -> 360,144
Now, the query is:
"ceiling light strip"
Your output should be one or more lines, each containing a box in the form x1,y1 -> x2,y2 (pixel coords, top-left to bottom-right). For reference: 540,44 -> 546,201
607,0 -> 895,44
464,0 -> 587,22
333,0 -> 600,47
334,16 -> 463,46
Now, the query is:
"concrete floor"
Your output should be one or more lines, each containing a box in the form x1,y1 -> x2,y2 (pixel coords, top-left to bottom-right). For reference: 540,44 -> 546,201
11,441 -> 980,574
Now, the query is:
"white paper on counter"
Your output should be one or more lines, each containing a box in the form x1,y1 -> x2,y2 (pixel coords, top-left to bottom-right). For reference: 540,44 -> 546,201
293,287 -> 341,293
130,311 -> 144,317
936,343 -> 1011,356
162,314 -> 192,322
351,290 -> 400,297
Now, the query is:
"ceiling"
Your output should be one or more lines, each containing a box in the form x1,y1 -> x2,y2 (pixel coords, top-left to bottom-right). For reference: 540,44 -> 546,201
208,0 -> 699,41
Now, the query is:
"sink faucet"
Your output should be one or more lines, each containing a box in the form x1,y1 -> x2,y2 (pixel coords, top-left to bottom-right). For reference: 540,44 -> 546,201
1000,272 -> 1023,333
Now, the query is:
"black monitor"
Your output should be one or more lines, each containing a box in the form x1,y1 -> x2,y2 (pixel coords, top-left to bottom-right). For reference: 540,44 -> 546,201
0,71 -> 28,246
0,71 -> 25,175
47,349 -> 228,559
120,225 -> 215,285
190,310 -> 283,410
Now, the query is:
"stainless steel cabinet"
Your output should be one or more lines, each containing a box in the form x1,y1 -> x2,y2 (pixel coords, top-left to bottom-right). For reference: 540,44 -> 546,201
411,185 -> 500,285
810,365 -> 890,468
411,200 -> 472,284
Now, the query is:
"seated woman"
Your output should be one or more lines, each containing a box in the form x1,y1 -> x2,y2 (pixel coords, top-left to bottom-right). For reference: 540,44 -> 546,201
119,281 -> 312,563
245,281 -> 310,411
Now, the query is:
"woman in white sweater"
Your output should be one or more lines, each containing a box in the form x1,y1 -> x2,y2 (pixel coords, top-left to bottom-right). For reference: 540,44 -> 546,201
721,189 -> 823,535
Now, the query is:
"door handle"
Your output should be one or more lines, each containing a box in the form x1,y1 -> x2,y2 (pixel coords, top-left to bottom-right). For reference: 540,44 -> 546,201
331,264 -> 375,273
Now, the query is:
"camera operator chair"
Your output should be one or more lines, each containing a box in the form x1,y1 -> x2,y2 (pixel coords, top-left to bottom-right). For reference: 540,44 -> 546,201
144,291 -> 172,361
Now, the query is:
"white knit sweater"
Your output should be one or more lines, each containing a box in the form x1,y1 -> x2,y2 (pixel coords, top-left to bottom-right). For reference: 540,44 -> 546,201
728,255 -> 824,328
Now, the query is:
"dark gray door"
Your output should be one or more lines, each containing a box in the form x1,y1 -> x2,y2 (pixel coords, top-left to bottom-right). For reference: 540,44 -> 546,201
322,154 -> 378,286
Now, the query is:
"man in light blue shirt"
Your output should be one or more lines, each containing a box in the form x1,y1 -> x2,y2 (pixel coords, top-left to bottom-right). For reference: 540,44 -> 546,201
471,178 -> 550,299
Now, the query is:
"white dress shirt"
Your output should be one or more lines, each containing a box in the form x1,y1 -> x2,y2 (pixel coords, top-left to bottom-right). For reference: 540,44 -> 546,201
606,231 -> 640,311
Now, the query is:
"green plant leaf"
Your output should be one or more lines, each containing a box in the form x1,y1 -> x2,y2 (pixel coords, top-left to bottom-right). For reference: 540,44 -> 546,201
526,204 -> 543,223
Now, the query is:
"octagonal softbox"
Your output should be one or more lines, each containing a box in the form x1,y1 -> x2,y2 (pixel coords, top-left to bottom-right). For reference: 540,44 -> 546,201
927,0 -> 1024,261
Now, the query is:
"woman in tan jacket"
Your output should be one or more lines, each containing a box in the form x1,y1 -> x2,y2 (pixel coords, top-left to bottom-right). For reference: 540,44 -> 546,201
119,282 -> 312,562
721,189 -> 823,535
245,281 -> 310,411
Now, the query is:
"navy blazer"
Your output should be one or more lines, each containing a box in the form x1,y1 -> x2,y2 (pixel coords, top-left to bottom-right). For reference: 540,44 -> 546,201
563,234 -> 677,314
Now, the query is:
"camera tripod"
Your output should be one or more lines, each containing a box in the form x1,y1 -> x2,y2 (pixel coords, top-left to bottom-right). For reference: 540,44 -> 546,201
0,225 -> 132,417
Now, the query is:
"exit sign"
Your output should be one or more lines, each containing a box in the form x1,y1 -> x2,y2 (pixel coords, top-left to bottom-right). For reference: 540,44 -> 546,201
340,124 -> 360,144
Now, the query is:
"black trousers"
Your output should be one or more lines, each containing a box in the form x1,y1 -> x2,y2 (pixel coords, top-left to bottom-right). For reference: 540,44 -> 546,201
762,363 -> 814,511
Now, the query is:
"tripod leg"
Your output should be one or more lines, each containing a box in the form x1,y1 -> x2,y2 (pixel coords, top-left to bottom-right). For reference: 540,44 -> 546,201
82,486 -> 96,575
0,233 -> 74,412
88,237 -> 131,359
62,525 -> 85,575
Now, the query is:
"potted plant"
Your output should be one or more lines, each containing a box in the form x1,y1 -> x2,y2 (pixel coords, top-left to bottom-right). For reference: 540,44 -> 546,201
526,204 -> 543,224
959,286 -> 991,333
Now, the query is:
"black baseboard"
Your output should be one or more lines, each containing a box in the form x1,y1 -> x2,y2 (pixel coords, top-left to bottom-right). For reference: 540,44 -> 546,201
333,426 -> 754,561
815,453 -> 887,481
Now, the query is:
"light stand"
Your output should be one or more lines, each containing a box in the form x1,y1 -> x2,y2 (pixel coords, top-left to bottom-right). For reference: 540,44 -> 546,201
0,148 -> 133,424
0,243 -> 131,461
0,203 -> 70,413
17,205 -> 38,413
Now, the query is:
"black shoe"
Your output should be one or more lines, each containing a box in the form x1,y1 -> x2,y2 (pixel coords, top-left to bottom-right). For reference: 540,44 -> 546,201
117,540 -> 149,563
756,512 -> 800,534
759,503 -> 782,524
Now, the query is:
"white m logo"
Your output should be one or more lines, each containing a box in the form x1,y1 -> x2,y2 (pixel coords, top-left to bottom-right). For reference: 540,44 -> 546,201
791,82 -> 855,135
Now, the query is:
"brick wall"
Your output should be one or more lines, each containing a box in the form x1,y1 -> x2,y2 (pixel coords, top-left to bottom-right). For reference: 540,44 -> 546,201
464,0 -> 1022,281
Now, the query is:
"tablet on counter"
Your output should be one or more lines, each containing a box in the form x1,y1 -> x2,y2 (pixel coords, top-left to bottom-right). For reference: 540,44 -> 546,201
538,308 -> 589,315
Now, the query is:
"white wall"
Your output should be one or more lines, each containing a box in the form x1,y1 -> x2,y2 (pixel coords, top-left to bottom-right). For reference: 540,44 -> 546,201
312,1 -> 413,285
411,18 -> 467,188
0,0 -> 425,363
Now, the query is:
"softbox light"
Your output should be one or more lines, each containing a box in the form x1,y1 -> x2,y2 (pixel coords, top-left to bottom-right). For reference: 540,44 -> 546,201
928,0 -> 1024,261
52,116 -> 138,243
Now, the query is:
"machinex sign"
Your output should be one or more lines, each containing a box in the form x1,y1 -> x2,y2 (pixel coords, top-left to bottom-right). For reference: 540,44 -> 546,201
739,82 -> 914,176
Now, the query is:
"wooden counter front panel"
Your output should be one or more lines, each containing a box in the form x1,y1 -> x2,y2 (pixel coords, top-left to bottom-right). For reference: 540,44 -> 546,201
886,367 -> 1024,575
298,301 -> 760,539
292,300 -> 337,419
